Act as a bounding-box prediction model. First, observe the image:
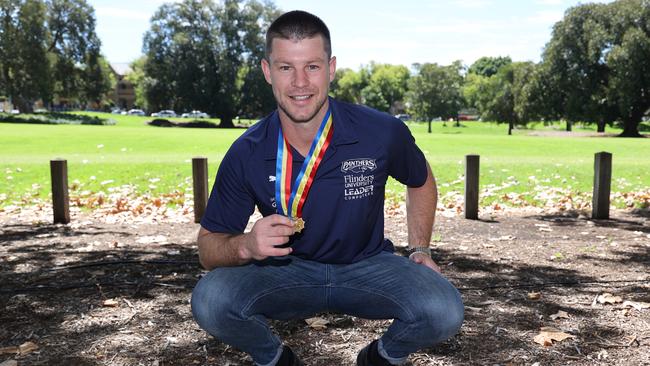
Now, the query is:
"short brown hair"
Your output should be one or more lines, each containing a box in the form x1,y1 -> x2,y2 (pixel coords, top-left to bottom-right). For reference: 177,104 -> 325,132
265,10 -> 331,60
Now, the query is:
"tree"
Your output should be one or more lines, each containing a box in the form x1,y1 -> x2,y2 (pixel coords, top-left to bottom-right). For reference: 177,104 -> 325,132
0,0 -> 106,112
47,0 -> 103,107
360,63 -> 409,113
541,0 -> 650,137
469,62 -> 538,134
236,0 -> 280,119
126,56 -> 149,111
142,0 -> 279,127
407,61 -> 464,131
0,0 -> 51,112
330,68 -> 368,104
467,56 -> 512,77
80,49 -> 114,108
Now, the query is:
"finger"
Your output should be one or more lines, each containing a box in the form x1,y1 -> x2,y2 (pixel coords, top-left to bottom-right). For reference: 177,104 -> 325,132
264,246 -> 293,257
262,236 -> 290,247
263,214 -> 293,227
268,225 -> 295,237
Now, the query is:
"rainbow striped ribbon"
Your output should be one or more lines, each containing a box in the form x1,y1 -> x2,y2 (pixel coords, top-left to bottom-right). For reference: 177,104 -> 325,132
275,109 -> 334,218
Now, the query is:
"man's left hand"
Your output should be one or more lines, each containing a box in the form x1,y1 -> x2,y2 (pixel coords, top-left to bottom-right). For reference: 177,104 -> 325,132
409,252 -> 441,273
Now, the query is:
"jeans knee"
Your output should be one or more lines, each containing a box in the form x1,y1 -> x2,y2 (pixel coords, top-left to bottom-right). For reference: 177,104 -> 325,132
441,291 -> 465,338
191,272 -> 235,336
417,287 -> 464,343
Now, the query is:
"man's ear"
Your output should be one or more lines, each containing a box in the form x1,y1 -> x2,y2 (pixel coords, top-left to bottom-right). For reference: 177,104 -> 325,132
329,56 -> 337,83
261,58 -> 272,85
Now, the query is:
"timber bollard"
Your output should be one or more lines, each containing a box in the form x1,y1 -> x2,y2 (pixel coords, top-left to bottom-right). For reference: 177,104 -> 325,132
192,157 -> 209,223
465,154 -> 480,220
592,152 -> 612,219
50,159 -> 70,224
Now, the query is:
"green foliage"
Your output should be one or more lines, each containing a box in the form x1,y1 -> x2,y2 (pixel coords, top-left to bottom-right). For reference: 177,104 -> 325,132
467,56 -> 512,77
126,56 -> 149,111
141,0 -> 280,126
360,63 -> 410,112
463,62 -> 539,128
0,0 -> 51,112
407,61 -> 464,121
0,111 -> 113,125
330,68 -> 368,104
0,0 -> 109,111
541,0 -> 650,136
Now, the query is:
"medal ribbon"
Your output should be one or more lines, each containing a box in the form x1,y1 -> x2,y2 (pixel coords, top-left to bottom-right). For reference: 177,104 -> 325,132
275,109 -> 334,218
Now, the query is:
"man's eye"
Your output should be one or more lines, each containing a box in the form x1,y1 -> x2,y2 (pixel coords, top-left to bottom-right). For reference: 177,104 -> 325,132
279,66 -> 291,71
308,65 -> 320,71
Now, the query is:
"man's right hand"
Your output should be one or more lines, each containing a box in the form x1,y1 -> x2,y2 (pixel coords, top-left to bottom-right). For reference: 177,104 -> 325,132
239,214 -> 295,261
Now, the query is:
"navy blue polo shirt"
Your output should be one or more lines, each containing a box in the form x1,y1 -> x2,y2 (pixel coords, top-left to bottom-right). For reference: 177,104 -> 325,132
201,98 -> 428,264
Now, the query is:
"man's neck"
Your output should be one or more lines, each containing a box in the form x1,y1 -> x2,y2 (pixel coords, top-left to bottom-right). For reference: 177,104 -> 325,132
279,103 -> 329,157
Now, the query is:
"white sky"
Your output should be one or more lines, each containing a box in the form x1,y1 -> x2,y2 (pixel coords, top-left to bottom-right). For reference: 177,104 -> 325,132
92,0 -> 612,70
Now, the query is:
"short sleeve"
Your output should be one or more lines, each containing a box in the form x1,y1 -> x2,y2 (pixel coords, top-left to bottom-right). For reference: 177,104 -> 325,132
200,145 -> 255,233
387,120 -> 428,187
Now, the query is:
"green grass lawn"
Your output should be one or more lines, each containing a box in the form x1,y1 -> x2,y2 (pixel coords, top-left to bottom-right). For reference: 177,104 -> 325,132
1,113 -> 648,209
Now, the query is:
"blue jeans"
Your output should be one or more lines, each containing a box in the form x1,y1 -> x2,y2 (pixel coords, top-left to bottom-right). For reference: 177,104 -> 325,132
191,251 -> 464,365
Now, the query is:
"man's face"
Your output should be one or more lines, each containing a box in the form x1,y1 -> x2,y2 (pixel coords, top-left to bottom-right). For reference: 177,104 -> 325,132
262,36 -> 336,124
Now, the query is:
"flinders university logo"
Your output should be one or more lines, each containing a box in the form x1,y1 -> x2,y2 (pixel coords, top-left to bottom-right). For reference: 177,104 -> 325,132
341,158 -> 377,174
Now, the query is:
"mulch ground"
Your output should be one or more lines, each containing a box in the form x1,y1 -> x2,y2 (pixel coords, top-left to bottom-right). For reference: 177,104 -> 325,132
1,207 -> 649,366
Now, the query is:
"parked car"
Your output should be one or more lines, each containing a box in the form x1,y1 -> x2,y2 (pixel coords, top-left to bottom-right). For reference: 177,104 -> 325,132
151,110 -> 177,118
111,108 -> 123,114
181,110 -> 209,118
127,109 -> 146,116
394,113 -> 411,121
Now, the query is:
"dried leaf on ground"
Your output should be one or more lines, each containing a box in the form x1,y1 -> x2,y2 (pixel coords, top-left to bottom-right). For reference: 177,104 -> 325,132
305,317 -> 329,330
598,293 -> 623,304
0,346 -> 18,355
0,360 -> 18,366
527,292 -> 541,300
533,327 -> 575,346
103,299 -> 119,307
622,300 -> 650,311
550,310 -> 570,320
18,341 -> 38,355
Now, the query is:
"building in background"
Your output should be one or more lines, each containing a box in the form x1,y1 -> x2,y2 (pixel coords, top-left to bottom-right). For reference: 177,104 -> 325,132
110,63 -> 135,110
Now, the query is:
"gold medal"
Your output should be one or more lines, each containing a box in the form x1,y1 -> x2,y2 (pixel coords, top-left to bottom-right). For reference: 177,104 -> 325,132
293,217 -> 305,233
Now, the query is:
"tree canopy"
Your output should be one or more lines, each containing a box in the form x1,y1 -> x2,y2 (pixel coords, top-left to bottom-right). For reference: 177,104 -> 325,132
466,56 -> 512,77
0,0 -> 112,112
541,0 -> 650,136
407,61 -> 464,122
141,0 -> 279,127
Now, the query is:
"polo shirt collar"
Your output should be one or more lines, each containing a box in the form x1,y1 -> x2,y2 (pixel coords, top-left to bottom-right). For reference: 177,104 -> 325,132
264,97 -> 358,160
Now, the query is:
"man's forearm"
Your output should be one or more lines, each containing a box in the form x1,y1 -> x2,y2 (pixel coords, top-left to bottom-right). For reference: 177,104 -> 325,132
406,162 -> 437,248
197,228 -> 251,269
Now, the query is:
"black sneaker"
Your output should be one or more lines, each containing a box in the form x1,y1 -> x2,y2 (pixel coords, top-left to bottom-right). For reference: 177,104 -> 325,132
276,345 -> 304,366
356,340 -> 393,366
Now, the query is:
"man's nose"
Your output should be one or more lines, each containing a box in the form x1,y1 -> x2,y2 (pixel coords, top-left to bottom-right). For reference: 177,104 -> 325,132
292,69 -> 309,88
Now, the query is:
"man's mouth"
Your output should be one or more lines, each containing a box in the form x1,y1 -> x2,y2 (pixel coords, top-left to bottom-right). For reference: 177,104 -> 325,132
290,94 -> 313,101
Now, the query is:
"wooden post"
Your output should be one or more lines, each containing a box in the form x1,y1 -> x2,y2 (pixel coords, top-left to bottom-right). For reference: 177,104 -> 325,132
50,159 -> 70,224
465,154 -> 480,220
192,157 -> 209,223
592,152 -> 612,219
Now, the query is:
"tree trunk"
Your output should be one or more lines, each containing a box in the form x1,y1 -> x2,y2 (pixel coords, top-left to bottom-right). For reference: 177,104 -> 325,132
597,120 -> 605,133
219,115 -> 235,128
618,119 -> 643,137
13,97 -> 33,113
508,121 -> 513,135
428,120 -> 432,133
565,120 -> 572,132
